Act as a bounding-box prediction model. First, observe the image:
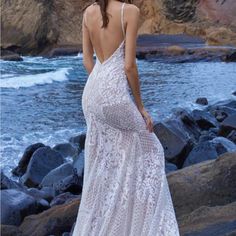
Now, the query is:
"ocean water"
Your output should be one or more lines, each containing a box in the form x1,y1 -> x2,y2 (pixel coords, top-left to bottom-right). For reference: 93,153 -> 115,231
1,54 -> 236,178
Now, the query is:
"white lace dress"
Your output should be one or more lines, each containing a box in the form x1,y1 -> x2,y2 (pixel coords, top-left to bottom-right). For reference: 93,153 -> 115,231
72,3 -> 180,236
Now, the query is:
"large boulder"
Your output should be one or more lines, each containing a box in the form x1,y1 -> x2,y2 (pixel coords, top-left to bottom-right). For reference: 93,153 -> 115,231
183,137 -> 236,167
40,163 -> 74,188
1,170 -> 25,190
19,198 -> 80,236
1,189 -> 48,226
12,143 -> 45,177
219,114 -> 236,137
52,143 -> 79,159
153,118 -> 193,167
20,146 -> 64,187
167,152 -> 236,218
179,201 -> 236,236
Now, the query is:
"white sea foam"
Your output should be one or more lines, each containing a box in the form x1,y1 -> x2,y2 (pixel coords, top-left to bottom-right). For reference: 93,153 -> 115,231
0,68 -> 70,89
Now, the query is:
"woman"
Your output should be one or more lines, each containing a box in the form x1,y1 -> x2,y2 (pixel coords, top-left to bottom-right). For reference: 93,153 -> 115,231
72,0 -> 180,235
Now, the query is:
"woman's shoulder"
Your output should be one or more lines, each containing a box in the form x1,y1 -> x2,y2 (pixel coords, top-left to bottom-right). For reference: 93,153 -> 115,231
125,3 -> 140,14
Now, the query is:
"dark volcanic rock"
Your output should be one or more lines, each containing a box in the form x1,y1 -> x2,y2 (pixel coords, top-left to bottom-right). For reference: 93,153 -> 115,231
12,143 -> 45,177
20,146 -> 64,187
165,161 -> 178,174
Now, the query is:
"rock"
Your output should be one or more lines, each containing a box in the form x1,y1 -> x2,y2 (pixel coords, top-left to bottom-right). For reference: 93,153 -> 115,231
1,189 -> 48,226
53,170 -> 83,195
192,109 -> 218,130
12,143 -> 45,177
0,49 -> 23,61
165,161 -> 178,174
165,45 -> 186,56
208,105 -> 236,122
40,163 -> 74,188
0,224 -> 22,236
19,198 -> 80,236
173,108 -> 201,142
50,192 -> 80,207
72,150 -> 85,177
167,152 -> 236,217
52,142 -> 79,159
179,202 -> 236,236
26,187 -> 55,202
227,130 -> 236,145
153,119 -> 193,167
233,91 -> 236,96
219,114 -> 236,136
198,129 -> 217,143
206,27 -> 236,46
69,132 -> 86,150
196,97 -> 208,105
45,47 -> 81,58
224,51 -> 236,62
20,146 -> 64,187
183,137 -> 236,167
1,170 -> 25,190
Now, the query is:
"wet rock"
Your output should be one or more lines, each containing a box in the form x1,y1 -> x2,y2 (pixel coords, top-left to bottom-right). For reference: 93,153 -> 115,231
50,192 -> 80,207
209,105 -> 236,122
219,114 -> 236,136
1,189 -> 47,226
40,163 -> 74,188
196,97 -> 208,105
53,142 -> 79,159
12,143 -> 45,177
179,202 -> 236,236
192,109 -> 218,130
20,146 -> 64,187
167,152 -> 236,217
19,198 -> 80,236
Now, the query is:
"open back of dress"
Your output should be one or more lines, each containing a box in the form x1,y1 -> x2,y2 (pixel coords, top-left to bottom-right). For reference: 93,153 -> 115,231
72,2 -> 180,235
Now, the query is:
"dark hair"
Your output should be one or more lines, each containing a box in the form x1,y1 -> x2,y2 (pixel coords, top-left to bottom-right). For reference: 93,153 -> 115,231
83,0 -> 133,28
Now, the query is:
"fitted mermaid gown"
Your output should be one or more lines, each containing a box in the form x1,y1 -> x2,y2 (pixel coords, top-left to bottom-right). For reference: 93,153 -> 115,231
72,3 -> 180,236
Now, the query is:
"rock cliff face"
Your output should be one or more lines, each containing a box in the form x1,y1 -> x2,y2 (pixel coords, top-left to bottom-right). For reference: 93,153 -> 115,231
1,0 -> 236,55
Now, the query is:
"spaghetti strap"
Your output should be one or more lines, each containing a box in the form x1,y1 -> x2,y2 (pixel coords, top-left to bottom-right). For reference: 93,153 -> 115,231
121,2 -> 125,37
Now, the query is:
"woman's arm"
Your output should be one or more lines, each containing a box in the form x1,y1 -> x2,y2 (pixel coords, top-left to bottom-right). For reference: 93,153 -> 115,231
82,9 -> 95,74
124,5 -> 153,132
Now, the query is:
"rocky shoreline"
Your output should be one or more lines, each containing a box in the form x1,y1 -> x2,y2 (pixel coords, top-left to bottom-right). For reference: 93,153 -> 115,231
1,93 -> 236,236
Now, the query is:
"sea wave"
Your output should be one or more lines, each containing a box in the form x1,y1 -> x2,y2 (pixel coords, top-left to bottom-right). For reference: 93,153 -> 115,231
0,68 -> 70,89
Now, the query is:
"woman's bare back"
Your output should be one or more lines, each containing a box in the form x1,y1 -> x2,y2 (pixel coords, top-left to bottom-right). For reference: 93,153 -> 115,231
84,1 -> 126,64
